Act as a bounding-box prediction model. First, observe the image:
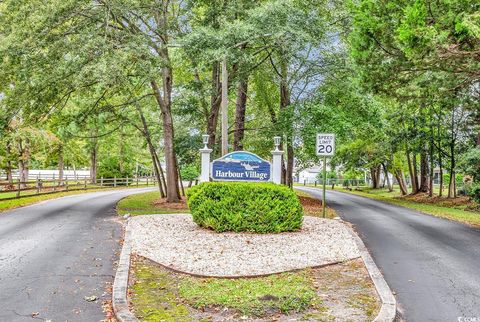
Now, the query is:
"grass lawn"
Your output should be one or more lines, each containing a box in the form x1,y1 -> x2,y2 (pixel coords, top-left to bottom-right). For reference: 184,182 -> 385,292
0,185 -> 152,213
116,191 -> 189,216
130,256 -> 379,321
300,184 -> 480,227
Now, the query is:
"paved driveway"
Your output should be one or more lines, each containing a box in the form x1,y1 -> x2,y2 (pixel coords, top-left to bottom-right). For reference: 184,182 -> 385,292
0,188 -> 154,322
297,187 -> 480,322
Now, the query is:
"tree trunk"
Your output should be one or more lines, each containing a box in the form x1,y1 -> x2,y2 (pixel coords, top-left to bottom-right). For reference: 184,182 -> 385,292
436,118 -> 444,197
5,141 -> 13,187
447,110 -> 457,198
207,62 -> 222,150
419,148 -> 429,193
136,104 -> 166,198
370,168 -> 375,188
448,140 -> 456,198
429,140 -> 434,197
23,139 -> 30,185
370,166 -> 381,189
412,152 -> 420,193
155,153 -> 168,196
280,57 -> 293,187
151,4 -> 181,202
383,163 -> 393,192
476,114 -> 480,147
394,169 -> 408,195
17,138 -> 29,188
438,148 -> 443,197
233,77 -> 248,151
376,165 -> 381,188
119,129 -> 125,174
406,150 -> 417,194
178,167 -> 185,197
448,167 -> 456,198
148,141 -> 166,198
162,109 -> 180,202
58,145 -> 64,186
151,79 -> 180,203
286,141 -> 294,188
90,136 -> 97,184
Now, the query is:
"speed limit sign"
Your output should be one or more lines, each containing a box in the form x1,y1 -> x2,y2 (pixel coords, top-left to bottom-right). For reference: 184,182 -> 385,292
316,133 -> 335,156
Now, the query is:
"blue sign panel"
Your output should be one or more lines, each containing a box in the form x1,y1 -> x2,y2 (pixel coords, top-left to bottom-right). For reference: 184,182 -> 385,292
212,152 -> 271,182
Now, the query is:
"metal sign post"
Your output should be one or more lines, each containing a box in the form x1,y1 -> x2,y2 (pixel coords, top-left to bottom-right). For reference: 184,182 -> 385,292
316,134 -> 335,218
322,156 -> 327,218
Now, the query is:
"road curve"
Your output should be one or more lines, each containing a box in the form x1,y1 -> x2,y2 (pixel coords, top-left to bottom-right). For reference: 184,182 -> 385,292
0,188 -> 154,322
297,187 -> 480,322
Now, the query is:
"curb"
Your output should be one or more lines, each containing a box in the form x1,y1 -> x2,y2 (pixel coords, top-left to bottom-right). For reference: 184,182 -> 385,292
343,222 -> 397,322
112,224 -> 139,322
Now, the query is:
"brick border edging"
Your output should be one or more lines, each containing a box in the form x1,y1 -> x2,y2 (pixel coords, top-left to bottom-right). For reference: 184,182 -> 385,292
112,225 -> 139,322
343,222 -> 397,322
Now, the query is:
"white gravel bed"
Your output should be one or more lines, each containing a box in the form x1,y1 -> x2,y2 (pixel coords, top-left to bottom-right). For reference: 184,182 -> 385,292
128,214 -> 360,277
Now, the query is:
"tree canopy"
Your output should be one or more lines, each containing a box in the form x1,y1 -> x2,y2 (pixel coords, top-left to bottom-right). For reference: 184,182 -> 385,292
0,0 -> 478,200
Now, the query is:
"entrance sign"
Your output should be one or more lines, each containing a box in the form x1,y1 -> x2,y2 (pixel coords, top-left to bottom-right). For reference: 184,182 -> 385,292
316,134 -> 335,156
212,152 -> 271,182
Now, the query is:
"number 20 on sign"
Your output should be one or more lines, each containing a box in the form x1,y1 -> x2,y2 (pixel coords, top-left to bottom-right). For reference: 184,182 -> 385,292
316,134 -> 335,156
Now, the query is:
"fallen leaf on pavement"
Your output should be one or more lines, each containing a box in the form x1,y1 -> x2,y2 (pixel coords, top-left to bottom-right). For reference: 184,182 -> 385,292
84,295 -> 98,302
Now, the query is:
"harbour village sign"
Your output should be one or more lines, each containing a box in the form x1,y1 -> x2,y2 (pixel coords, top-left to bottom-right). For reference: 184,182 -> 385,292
212,152 -> 271,181
199,135 -> 283,184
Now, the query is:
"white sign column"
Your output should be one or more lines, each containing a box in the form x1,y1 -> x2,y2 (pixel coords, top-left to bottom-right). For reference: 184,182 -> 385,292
271,136 -> 283,184
200,135 -> 212,182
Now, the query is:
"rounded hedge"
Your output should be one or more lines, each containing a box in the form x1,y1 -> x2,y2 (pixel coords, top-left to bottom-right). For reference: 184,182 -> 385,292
186,182 -> 303,233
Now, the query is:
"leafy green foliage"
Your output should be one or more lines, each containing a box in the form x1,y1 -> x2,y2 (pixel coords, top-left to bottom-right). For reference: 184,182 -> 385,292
180,164 -> 200,182
458,148 -> 480,182
470,185 -> 480,204
186,182 -> 303,233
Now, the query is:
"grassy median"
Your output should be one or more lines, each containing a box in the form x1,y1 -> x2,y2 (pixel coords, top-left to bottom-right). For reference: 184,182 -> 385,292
121,189 -> 378,321
116,191 -> 189,216
130,256 -> 378,321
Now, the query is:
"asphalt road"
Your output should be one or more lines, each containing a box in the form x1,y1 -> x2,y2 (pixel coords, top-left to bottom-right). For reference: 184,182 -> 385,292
297,187 -> 480,322
0,188 -> 154,322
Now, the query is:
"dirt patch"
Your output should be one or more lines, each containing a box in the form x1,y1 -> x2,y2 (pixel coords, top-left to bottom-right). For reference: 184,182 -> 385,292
311,259 -> 379,321
298,195 -> 336,219
152,198 -> 189,210
128,256 -> 379,321
398,192 -> 476,209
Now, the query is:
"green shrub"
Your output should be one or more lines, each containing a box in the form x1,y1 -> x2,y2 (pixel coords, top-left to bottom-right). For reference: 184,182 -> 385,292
186,182 -> 303,233
470,184 -> 480,204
